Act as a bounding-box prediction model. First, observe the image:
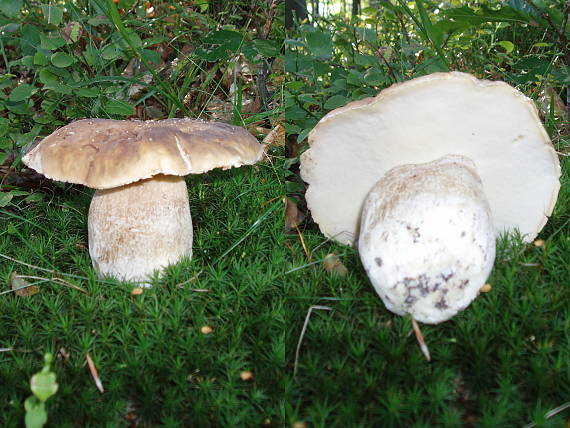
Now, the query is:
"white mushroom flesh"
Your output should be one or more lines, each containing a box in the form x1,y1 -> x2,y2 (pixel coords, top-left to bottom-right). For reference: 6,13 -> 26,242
301,72 -> 560,245
358,155 -> 496,324
88,175 -> 192,283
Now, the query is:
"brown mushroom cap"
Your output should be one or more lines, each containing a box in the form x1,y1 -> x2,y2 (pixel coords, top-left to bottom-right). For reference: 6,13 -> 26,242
23,118 -> 264,189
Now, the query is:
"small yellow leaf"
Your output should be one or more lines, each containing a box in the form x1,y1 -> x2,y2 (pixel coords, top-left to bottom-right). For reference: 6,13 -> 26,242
323,253 -> 348,276
480,283 -> 492,293
10,273 -> 40,297
240,370 -> 254,381
200,325 -> 213,335
130,287 -> 144,296
533,239 -> 545,248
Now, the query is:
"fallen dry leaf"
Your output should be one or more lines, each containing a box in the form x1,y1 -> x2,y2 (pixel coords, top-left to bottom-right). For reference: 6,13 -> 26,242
240,370 -> 254,381
262,124 -> 285,147
86,352 -> 104,393
10,272 -> 40,296
412,318 -> 431,362
285,197 -> 305,233
480,283 -> 492,293
58,347 -> 70,362
130,287 -> 144,296
200,325 -> 214,335
533,239 -> 546,248
323,253 -> 348,276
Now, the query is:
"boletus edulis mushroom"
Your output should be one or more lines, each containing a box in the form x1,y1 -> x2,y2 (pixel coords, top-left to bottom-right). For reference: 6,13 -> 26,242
23,118 -> 264,283
300,72 -> 561,328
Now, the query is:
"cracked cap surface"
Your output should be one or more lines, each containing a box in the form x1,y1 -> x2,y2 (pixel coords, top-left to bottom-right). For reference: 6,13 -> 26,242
23,118 -> 264,189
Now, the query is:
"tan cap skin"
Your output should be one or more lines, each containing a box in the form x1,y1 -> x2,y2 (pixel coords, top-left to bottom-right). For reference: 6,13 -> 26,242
301,72 -> 561,324
23,118 -> 264,283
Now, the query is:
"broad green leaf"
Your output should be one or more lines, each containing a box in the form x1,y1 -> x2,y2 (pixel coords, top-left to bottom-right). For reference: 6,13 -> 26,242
0,192 -> 13,207
82,46 -> 100,67
0,117 -> 9,136
21,56 -> 34,68
363,69 -> 388,86
355,54 -> 377,67
111,29 -> 142,50
252,39 -> 281,58
87,16 -> 111,26
354,27 -> 378,43
104,99 -> 134,116
10,84 -> 35,102
38,68 -> 58,84
332,78 -> 347,90
297,128 -> 311,144
297,93 -> 319,106
195,30 -> 243,61
444,5 -> 528,25
497,41 -> 515,53
6,100 -> 32,115
142,35 -> 167,47
361,7 -> 379,17
21,25 -> 41,56
0,0 -> 22,17
101,44 -> 119,60
25,193 -> 44,203
33,52 -> 49,66
346,70 -> 362,86
324,95 -> 349,110
24,397 -> 47,428
40,34 -> 67,50
305,30 -> 332,60
286,105 -> 308,120
40,5 -> 63,26
51,52 -> 76,68
74,88 -> 99,98
30,370 -> 58,402
141,48 -> 161,66
42,81 -> 73,95
285,81 -> 304,91
33,113 -> 55,124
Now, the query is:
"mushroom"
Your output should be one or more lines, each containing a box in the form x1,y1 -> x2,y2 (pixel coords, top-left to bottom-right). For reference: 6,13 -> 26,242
23,118 -> 264,283
300,72 -> 560,325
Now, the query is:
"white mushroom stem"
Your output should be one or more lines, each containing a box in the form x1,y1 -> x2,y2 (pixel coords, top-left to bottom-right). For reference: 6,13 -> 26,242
358,155 -> 496,324
88,175 -> 193,283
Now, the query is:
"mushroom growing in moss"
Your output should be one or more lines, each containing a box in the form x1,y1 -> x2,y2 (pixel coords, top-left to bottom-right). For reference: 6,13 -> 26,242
300,72 -> 560,326
23,118 -> 264,283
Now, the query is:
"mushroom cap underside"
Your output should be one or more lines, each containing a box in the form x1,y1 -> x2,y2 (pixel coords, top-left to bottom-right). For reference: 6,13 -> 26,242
301,72 -> 561,245
23,118 -> 264,189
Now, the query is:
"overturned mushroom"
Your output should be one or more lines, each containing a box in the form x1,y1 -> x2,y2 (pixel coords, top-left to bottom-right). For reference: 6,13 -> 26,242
301,72 -> 560,325
23,118 -> 264,283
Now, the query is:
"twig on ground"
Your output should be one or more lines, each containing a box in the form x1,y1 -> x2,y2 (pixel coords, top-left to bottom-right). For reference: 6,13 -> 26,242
412,318 -> 431,362
523,401 -> 570,428
294,305 -> 333,377
86,352 -> 104,393
294,224 -> 312,262
175,270 -> 204,289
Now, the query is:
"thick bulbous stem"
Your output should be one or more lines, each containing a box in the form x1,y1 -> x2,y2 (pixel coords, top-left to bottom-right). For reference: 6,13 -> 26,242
88,175 -> 193,283
358,154 -> 496,324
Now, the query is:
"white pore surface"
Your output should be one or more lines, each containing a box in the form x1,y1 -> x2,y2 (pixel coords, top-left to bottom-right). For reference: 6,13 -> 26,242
301,72 -> 561,245
88,176 -> 193,283
359,155 -> 496,324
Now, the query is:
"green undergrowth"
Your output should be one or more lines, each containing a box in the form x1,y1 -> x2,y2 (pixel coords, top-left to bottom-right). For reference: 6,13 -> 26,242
284,156 -> 569,427
0,156 -> 285,426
